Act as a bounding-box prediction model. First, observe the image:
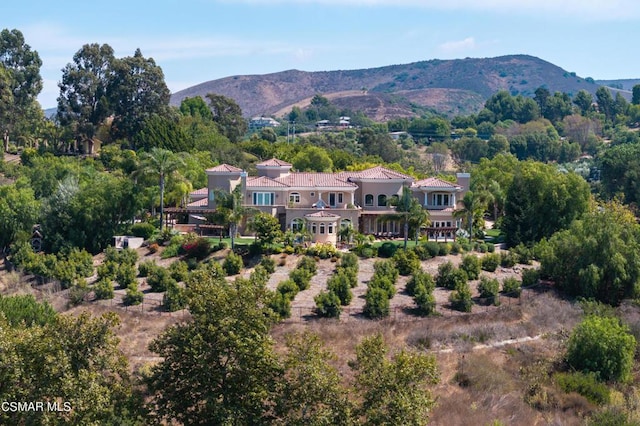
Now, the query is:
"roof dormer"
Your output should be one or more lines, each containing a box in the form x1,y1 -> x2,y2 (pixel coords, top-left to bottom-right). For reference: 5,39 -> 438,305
256,158 -> 292,179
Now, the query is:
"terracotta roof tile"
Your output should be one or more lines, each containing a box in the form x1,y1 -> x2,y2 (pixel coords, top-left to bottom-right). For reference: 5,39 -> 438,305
256,158 -> 292,167
246,176 -> 288,188
187,198 -> 209,208
412,177 -> 461,189
190,187 -> 208,197
275,173 -> 356,188
338,166 -> 413,180
206,164 -> 243,173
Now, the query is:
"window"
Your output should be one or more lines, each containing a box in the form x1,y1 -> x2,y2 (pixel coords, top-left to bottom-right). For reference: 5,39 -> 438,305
311,223 -> 317,234
328,224 -> 334,234
338,193 -> 343,204
291,218 -> 305,232
329,193 -> 337,207
253,192 -> 274,206
365,194 -> 374,206
377,194 -> 387,207
432,193 -> 450,207
320,224 -> 325,234
289,192 -> 300,204
208,189 -> 215,201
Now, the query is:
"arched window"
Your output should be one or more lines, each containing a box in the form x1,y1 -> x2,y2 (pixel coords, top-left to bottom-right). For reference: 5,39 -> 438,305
364,194 -> 374,206
289,192 -> 300,204
291,218 -> 304,232
377,194 -> 387,206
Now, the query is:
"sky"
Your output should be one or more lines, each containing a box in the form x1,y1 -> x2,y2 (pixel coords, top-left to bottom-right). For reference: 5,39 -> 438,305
2,0 -> 639,108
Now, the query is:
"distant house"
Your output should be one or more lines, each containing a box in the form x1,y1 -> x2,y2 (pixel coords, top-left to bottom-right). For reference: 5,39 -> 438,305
183,158 -> 470,244
249,116 -> 280,131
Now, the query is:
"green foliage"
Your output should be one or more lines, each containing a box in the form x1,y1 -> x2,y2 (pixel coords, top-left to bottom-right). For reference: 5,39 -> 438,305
500,251 -> 518,268
292,145 -> 334,172
449,281 -> 473,312
378,241 -> 399,258
350,334 -> 439,425
340,252 -> 359,272
540,202 -> 640,305
502,277 -> 522,297
250,212 -> 282,247
406,269 -> 435,297
277,279 -> 300,301
138,259 -> 158,277
147,266 -> 176,292
115,263 -> 137,289
566,315 -> 636,382
130,222 -> 156,240
393,249 -> 421,276
422,241 -> 441,258
0,294 -> 57,327
94,278 -> 115,300
364,287 -> 390,319
555,372 -> 610,405
260,256 -> 276,274
289,267 -> 313,291
296,255 -> 318,274
163,281 -> 187,312
327,271 -> 354,306
373,259 -> 399,282
123,282 -> 144,306
481,253 -> 501,272
167,260 -> 189,282
181,237 -> 211,260
522,268 -> 540,287
460,254 -> 481,280
314,291 -> 342,318
269,291 -> 292,319
223,251 -> 244,276
0,184 -> 40,251
306,242 -> 339,259
477,276 -> 500,306
249,265 -> 270,287
436,261 -> 468,290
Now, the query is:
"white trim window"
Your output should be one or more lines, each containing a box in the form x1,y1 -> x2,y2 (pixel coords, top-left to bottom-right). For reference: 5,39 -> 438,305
253,192 -> 274,206
289,192 -> 300,204
432,193 -> 450,207
365,194 -> 374,206
377,194 -> 387,207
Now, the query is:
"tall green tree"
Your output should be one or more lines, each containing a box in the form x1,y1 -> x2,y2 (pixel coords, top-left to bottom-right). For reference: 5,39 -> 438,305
596,86 -> 615,123
179,96 -> 213,121
147,268 -> 281,425
600,142 -> 640,205
108,48 -> 170,142
0,183 -> 40,251
0,28 -> 43,152
211,186 -> 257,249
633,84 -> 640,106
137,148 -> 184,231
453,190 -> 488,241
206,93 -> 247,143
250,212 -> 283,247
56,43 -> 115,149
292,145 -> 333,172
573,89 -> 594,115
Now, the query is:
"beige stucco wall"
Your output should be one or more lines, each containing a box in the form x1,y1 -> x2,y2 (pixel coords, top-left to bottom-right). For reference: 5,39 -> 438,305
285,189 -> 356,209
206,173 -> 242,208
358,181 -> 406,210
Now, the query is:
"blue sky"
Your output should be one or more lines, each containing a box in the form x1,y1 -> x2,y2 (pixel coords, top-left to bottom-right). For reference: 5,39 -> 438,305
2,0 -> 639,108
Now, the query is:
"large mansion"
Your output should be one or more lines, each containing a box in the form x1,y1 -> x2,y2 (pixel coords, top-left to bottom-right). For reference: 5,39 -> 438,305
186,158 -> 470,245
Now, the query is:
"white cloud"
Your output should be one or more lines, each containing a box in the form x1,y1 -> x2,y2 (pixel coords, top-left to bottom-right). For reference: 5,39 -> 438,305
438,37 -> 476,54
219,0 -> 640,20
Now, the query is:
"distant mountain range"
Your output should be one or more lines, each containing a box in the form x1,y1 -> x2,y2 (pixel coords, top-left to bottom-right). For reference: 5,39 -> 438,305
170,54 -> 634,120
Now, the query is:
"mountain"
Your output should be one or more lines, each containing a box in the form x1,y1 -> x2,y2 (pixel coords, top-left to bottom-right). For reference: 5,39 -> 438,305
596,78 -> 640,92
170,54 -> 602,119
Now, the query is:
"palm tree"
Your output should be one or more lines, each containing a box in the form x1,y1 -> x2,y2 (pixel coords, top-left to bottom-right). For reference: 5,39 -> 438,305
382,186 -> 430,250
453,191 -> 488,241
212,187 -> 257,250
138,148 -> 184,231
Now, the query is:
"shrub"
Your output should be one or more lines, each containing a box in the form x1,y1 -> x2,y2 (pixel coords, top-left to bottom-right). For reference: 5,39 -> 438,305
555,372 -> 610,405
250,265 -> 270,286
393,249 -> 420,276
260,256 -> 276,274
277,279 -> 299,300
438,243 -> 451,256
449,281 -> 473,312
223,252 -> 243,276
115,263 -> 137,289
289,267 -> 313,291
477,276 -> 500,306
414,284 -> 436,316
0,294 -> 56,327
502,277 -> 521,297
486,242 -> 495,253
124,282 -> 144,306
296,256 -> 318,274
68,280 -> 89,306
522,268 -> 540,287
327,272 -> 353,306
94,279 -> 114,300
364,287 -> 390,319
182,237 -> 212,260
481,253 -> 500,272
406,269 -> 435,297
436,262 -> 468,290
412,245 -> 431,260
567,315 -> 636,382
147,267 -> 176,292
163,281 -> 187,312
450,242 -> 463,255
512,243 -> 533,265
131,222 -> 156,240
369,275 -> 396,299
373,259 -> 399,283
306,243 -> 338,259
423,241 -> 440,258
314,291 -> 342,318
138,260 -> 158,277
475,243 -> 488,253
339,252 -> 359,271
378,241 -> 399,258
500,251 -> 518,268
460,255 -> 481,280
168,260 -> 189,282
269,291 -> 291,319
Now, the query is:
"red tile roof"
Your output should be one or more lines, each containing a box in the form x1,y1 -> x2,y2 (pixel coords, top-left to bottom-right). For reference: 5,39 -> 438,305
187,198 -> 209,208
275,173 -> 356,188
412,177 -> 461,189
190,187 -> 208,197
246,176 -> 288,188
256,158 -> 292,167
338,166 -> 413,180
206,164 -> 243,173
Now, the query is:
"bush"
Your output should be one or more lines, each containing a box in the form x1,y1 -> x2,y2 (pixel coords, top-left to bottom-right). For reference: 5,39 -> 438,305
182,237 -> 212,260
94,279 -> 114,300
460,255 -> 481,280
393,249 -> 420,276
269,291 -> 291,319
168,260 -> 189,283
423,241 -> 440,258
163,281 -> 187,312
406,269 -> 435,297
0,294 -> 56,327
373,259 -> 399,283
250,265 -> 270,286
277,279 -> 299,300
314,291 -> 342,318
481,253 -> 500,272
477,276 -> 500,306
449,281 -> 473,312
223,252 -> 244,276
378,241 -> 399,258
68,280 -> 89,306
566,315 -> 636,382
555,372 -> 610,405
289,267 -> 313,291
450,242 -> 463,255
296,256 -> 318,274
124,282 -> 144,306
115,263 -> 137,289
147,267 -> 176,292
339,252 -> 359,271
131,222 -> 156,240
438,243 -> 451,256
486,242 -> 495,253
327,272 -> 353,306
500,251 -> 518,268
475,243 -> 488,253
368,275 -> 396,299
512,243 -> 533,265
522,268 -> 540,287
414,284 -> 436,316
436,262 -> 468,290
306,243 -> 338,259
412,245 -> 431,260
502,277 -> 521,297
260,256 -> 276,274
364,287 -> 390,319
138,260 -> 158,277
